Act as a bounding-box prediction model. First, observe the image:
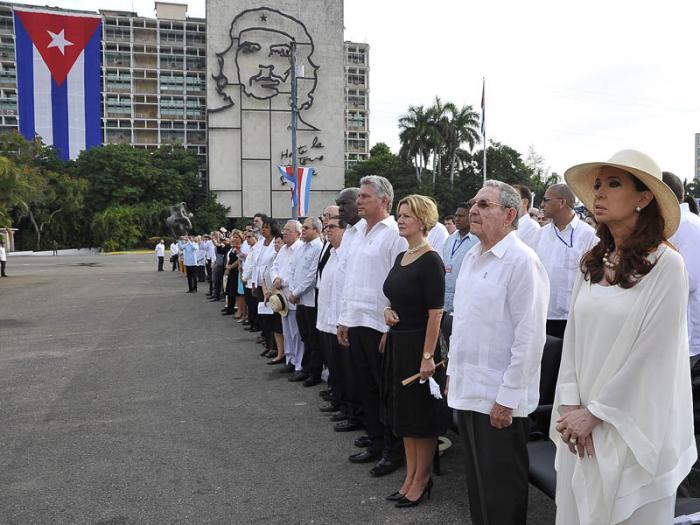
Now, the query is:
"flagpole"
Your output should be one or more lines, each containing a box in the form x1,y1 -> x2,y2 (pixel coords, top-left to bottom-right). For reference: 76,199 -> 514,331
290,39 -> 299,220
481,77 -> 487,185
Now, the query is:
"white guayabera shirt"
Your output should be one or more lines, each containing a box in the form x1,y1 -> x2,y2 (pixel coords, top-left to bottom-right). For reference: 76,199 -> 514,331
447,231 -> 549,416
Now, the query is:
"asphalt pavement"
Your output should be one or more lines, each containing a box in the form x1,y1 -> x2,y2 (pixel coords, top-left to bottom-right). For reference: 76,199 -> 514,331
0,254 -> 555,524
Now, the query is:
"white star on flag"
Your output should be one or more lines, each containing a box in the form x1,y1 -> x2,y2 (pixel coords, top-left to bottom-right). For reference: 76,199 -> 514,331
46,29 -> 73,55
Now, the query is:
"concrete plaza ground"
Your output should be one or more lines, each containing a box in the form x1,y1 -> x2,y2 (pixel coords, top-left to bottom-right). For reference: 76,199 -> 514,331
0,254 -> 556,524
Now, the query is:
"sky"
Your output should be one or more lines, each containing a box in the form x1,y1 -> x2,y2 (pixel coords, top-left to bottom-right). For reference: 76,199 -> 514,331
16,0 -> 700,180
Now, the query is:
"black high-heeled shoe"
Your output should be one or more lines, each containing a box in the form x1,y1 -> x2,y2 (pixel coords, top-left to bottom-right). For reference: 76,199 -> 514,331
395,478 -> 433,508
385,490 -> 405,502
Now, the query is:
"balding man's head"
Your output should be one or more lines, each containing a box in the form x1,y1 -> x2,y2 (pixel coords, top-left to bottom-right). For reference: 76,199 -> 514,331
545,183 -> 576,209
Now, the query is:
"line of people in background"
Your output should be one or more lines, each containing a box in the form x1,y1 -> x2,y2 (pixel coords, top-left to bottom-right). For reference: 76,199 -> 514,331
154,151 -> 699,524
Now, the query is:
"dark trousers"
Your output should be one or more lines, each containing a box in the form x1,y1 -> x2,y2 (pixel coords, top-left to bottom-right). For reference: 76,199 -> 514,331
197,265 -> 206,282
157,256 -> 164,271
212,264 -> 223,299
456,410 -> 529,525
185,265 -> 198,291
206,261 -> 213,292
348,326 -> 402,460
170,255 -> 178,271
296,305 -> 322,380
546,319 -> 567,339
1,260 -> 5,276
245,288 -> 260,329
320,331 -> 344,411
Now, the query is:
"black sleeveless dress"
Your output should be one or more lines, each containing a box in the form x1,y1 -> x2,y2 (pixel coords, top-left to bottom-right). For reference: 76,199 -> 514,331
382,250 -> 450,438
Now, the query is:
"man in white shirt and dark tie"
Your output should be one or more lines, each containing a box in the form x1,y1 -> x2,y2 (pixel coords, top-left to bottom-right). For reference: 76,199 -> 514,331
534,183 -> 598,338
337,176 -> 408,477
448,180 -> 549,525
663,171 -> 700,363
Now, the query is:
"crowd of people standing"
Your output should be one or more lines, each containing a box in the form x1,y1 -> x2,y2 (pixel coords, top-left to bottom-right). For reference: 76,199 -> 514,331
157,150 -> 699,524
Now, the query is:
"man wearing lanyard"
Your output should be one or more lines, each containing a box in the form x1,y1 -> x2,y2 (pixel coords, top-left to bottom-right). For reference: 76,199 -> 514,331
534,183 -> 598,338
441,202 -> 478,341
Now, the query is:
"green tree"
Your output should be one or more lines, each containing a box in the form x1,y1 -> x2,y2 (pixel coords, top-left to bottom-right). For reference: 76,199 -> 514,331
190,191 -> 230,233
91,205 -> 142,252
398,105 -> 432,182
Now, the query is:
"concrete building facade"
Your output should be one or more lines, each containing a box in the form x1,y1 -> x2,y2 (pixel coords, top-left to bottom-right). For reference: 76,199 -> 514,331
206,0 -> 345,217
0,1 -> 369,217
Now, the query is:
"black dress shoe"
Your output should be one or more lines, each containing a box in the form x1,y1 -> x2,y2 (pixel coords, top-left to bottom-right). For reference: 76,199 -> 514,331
288,371 -> 308,382
320,393 -> 333,402
265,350 -> 277,358
267,357 -> 286,365
303,377 -> 322,387
349,450 -> 381,464
386,491 -> 405,502
319,403 -> 339,413
318,389 -> 331,397
394,478 -> 432,507
354,435 -> 372,448
259,347 -> 270,357
370,457 -> 405,477
329,412 -> 347,422
334,420 -> 363,432
221,311 -> 234,316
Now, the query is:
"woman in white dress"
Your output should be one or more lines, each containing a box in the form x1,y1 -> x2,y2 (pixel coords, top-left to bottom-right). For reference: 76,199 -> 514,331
551,150 -> 696,524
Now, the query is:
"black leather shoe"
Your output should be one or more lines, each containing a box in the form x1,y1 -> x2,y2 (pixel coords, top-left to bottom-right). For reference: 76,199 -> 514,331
329,412 -> 347,422
318,389 -> 331,397
394,478 -> 432,507
320,393 -> 333,402
221,311 -> 234,316
265,350 -> 277,358
267,357 -> 286,365
354,435 -> 372,448
349,450 -> 381,464
319,403 -> 339,413
303,377 -> 322,387
334,420 -> 363,432
288,371 -> 308,382
370,457 -> 405,477
386,491 -> 405,502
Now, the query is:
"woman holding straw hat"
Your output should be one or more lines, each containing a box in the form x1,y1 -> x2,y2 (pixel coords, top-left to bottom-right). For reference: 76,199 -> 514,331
382,194 -> 450,508
552,150 -> 696,523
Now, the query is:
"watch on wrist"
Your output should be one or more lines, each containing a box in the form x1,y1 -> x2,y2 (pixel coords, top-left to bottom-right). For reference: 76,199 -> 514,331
422,352 -> 433,360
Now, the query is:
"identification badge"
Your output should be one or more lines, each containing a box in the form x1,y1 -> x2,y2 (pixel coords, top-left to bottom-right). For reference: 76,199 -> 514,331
445,264 -> 453,273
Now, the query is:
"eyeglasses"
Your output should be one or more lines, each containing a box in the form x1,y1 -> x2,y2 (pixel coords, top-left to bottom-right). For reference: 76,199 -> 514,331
470,199 -> 506,210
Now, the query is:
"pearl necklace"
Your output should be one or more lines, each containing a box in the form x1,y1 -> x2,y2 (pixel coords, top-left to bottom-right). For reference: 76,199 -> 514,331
406,241 -> 429,255
603,249 -> 619,270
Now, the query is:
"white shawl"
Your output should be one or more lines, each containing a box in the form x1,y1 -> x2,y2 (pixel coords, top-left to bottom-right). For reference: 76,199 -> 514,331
551,246 -> 696,524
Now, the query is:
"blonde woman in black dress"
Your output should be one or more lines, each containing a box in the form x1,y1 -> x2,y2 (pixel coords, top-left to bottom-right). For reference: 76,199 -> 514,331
383,194 -> 450,508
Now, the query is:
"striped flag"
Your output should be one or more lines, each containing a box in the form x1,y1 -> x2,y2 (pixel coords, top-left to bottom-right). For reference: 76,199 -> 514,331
480,78 -> 486,137
14,8 -> 101,161
276,165 -> 315,217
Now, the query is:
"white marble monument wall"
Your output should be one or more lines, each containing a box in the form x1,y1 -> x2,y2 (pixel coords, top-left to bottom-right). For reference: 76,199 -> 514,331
207,0 -> 345,218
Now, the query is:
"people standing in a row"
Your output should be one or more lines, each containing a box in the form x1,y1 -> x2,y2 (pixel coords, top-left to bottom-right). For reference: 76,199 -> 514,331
441,202 -> 477,342
383,194 -> 450,508
271,221 -> 304,372
534,183 -> 597,338
664,171 -> 700,363
288,217 -> 324,385
448,180 -> 550,524
337,176 -> 408,477
169,239 -> 179,271
155,239 -> 165,271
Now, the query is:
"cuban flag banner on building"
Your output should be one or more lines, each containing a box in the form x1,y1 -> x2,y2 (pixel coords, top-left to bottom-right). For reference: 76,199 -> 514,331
276,165 -> 314,217
14,8 -> 101,161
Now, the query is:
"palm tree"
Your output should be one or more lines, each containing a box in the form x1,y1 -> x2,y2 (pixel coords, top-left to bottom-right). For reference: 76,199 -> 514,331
398,105 -> 431,182
443,104 -> 480,187
426,97 -> 451,185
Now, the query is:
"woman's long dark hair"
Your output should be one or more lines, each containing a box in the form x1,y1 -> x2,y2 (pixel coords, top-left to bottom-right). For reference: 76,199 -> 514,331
580,177 -> 665,288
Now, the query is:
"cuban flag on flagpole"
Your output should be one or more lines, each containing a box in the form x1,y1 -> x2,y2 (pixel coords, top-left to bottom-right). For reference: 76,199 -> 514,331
276,165 -> 315,217
14,8 -> 101,161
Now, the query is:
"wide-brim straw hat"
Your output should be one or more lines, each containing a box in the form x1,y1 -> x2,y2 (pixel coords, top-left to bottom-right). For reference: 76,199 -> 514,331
269,292 -> 289,317
564,149 -> 680,239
